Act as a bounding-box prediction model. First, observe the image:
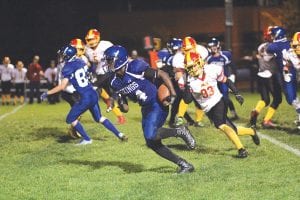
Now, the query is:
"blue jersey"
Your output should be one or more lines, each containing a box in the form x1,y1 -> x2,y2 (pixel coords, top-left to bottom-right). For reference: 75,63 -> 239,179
206,51 -> 231,76
110,59 -> 158,106
62,58 -> 93,96
267,39 -> 290,73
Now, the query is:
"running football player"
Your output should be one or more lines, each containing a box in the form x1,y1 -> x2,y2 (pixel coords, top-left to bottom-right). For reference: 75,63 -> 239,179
85,28 -> 126,124
206,38 -> 239,120
181,51 -> 260,158
267,27 -> 300,128
249,26 -> 282,128
41,45 -> 127,145
104,45 -> 195,173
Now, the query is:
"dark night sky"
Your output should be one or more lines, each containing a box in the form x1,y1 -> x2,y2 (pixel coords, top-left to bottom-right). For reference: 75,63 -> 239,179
0,0 -> 260,68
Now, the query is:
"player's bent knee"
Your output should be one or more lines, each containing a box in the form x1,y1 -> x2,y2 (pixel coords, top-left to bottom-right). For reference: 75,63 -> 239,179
99,116 -> 107,123
146,139 -> 162,150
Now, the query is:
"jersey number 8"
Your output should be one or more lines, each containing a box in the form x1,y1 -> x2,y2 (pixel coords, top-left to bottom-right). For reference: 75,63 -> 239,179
75,68 -> 89,87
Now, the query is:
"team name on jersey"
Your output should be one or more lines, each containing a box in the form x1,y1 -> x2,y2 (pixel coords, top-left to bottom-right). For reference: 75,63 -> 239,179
117,81 -> 139,95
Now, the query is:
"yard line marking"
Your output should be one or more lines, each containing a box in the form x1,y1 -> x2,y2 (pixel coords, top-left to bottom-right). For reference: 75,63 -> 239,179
257,132 -> 300,157
0,104 -> 26,121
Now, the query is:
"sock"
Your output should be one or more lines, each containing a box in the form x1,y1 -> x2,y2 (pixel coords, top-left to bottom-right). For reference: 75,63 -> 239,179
264,107 -> 276,122
255,100 -> 266,113
219,124 -> 244,149
156,127 -> 177,139
147,140 -> 181,164
74,122 -> 90,141
178,100 -> 188,118
100,89 -> 110,99
195,108 -> 204,122
112,106 -> 123,117
237,126 -> 254,136
227,99 -> 235,111
102,119 -> 121,138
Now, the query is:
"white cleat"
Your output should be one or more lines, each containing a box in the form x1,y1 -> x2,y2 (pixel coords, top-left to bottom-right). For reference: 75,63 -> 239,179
76,139 -> 93,146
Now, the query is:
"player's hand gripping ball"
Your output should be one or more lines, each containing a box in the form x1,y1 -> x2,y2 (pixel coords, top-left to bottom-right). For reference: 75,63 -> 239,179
158,84 -> 175,106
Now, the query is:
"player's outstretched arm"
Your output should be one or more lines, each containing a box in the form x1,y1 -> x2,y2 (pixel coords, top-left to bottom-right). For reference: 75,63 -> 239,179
41,78 -> 69,101
225,78 -> 244,105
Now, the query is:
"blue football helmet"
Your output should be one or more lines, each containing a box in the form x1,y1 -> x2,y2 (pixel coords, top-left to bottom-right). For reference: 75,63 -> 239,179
271,27 -> 286,41
208,38 -> 220,48
104,45 -> 128,72
157,48 -> 171,68
167,38 -> 183,54
58,45 -> 77,62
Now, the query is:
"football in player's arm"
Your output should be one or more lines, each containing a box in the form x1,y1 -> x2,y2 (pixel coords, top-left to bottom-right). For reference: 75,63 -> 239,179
104,45 -> 196,174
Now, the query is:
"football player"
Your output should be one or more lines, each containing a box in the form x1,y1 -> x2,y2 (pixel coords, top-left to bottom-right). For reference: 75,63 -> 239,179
180,51 -> 260,158
41,45 -> 127,145
173,36 -> 209,127
85,28 -> 126,124
206,38 -> 239,120
158,38 -> 195,127
267,27 -> 300,128
249,26 -> 282,128
104,45 -> 195,174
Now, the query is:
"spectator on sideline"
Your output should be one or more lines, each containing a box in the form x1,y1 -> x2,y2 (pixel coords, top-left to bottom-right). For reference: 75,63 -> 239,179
0,56 -> 14,105
27,55 -> 44,104
44,60 -> 58,104
13,61 -> 27,105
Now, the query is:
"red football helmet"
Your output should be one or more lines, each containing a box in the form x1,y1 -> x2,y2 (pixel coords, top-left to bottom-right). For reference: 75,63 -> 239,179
70,38 -> 85,56
182,36 -> 197,52
184,52 -> 204,77
85,29 -> 100,48
263,26 -> 276,42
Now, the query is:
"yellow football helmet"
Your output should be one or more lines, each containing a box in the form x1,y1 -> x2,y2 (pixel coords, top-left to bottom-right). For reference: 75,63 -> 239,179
182,36 -> 197,52
70,38 -> 85,56
291,32 -> 300,56
85,29 -> 100,48
184,52 -> 204,77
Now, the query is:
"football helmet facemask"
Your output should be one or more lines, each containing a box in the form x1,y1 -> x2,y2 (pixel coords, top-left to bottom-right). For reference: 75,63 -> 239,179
184,52 -> 204,77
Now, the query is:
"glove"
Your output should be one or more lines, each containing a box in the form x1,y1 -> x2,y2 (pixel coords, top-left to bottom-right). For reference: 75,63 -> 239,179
235,94 -> 244,105
40,92 -> 48,101
164,95 -> 176,106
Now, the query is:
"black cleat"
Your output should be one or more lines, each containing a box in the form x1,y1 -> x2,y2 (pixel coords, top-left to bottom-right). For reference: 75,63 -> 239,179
177,160 -> 194,174
250,110 -> 259,127
119,134 -> 128,142
176,126 -> 196,150
237,148 -> 248,158
251,127 -> 260,145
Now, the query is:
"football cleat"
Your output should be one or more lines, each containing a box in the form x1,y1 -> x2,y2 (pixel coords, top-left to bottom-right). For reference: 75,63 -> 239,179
250,110 -> 259,127
237,148 -> 248,158
251,127 -> 260,145
117,116 -> 126,125
119,134 -> 128,142
176,126 -> 196,150
262,120 -> 278,128
177,159 -> 194,174
76,139 -> 92,146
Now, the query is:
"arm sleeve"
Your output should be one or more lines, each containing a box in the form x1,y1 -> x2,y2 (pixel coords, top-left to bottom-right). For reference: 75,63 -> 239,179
226,78 -> 239,95
144,68 -> 158,82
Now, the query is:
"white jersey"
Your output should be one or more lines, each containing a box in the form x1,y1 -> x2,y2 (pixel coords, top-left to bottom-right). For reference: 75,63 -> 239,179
0,64 -> 14,81
85,40 -> 113,75
179,63 -> 225,112
196,44 -> 209,61
57,62 -> 76,93
283,48 -> 300,70
13,68 -> 27,83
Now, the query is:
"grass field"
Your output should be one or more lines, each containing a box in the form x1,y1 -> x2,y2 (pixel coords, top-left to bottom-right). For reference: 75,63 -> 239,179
0,93 -> 299,200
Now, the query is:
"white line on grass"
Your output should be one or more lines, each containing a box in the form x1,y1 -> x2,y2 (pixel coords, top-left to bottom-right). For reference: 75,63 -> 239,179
0,104 -> 25,121
257,132 -> 300,157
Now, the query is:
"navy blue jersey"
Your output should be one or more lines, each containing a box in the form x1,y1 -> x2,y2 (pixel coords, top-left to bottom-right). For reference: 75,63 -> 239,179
267,39 -> 290,72
207,51 -> 231,76
110,59 -> 158,106
62,58 -> 93,96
